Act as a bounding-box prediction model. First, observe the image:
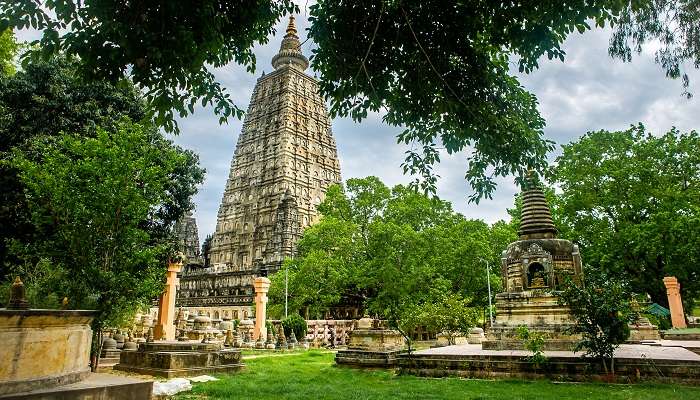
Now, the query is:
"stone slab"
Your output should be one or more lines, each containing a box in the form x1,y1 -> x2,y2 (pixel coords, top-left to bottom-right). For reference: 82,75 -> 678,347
0,373 -> 152,400
335,349 -> 406,367
399,343 -> 700,383
115,345 -> 243,378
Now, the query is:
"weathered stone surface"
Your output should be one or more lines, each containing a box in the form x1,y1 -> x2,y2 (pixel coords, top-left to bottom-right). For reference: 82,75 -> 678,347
0,373 -> 152,400
399,343 -> 700,384
174,212 -> 202,265
115,341 -> 243,378
486,173 -> 583,350
0,309 -> 96,396
176,16 -> 342,313
664,276 -> 687,329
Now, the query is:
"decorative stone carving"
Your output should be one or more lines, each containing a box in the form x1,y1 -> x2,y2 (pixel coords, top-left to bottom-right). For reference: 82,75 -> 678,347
176,16 -> 341,313
483,172 -> 584,351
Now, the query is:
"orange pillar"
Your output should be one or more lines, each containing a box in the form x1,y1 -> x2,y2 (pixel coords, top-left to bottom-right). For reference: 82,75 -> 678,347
154,260 -> 183,340
663,276 -> 687,329
253,277 -> 271,341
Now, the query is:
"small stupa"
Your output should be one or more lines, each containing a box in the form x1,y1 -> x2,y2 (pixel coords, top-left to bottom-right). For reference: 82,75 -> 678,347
482,172 -> 584,350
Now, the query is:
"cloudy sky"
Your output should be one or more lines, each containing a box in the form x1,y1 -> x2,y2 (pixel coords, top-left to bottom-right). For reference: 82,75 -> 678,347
18,5 -> 700,245
169,9 -> 699,244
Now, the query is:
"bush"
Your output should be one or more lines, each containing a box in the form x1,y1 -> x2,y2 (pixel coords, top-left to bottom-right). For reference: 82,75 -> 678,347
282,314 -> 307,340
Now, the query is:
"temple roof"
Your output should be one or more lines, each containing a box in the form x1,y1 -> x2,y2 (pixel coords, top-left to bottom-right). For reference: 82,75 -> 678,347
517,172 -> 558,240
272,16 -> 309,71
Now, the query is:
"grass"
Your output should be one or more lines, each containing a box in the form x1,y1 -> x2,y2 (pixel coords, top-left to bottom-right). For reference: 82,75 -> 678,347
176,350 -> 700,400
665,328 -> 700,334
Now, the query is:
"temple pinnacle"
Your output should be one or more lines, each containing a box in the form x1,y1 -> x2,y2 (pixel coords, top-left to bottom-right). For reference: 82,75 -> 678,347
272,15 -> 309,71
517,170 -> 558,240
286,15 -> 298,37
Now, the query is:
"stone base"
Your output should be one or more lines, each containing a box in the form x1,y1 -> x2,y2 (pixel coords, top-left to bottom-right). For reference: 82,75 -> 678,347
346,329 -> 405,352
485,291 -> 579,351
398,344 -> 700,384
628,326 -> 661,342
0,373 -> 152,400
115,341 -> 243,378
335,349 -> 405,367
481,339 -> 578,351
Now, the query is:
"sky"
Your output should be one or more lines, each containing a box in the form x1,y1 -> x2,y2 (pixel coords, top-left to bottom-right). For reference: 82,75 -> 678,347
17,5 -> 700,245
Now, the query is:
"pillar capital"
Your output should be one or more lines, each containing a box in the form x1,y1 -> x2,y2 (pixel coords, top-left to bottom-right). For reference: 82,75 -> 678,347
254,277 -> 271,293
663,276 -> 687,329
663,276 -> 680,292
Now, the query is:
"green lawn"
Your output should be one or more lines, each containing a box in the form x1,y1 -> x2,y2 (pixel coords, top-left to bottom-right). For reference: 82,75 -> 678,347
176,350 -> 699,400
665,328 -> 700,334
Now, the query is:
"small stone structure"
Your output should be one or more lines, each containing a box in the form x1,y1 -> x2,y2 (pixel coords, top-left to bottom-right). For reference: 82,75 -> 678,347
663,276 -> 687,329
482,173 -> 582,351
154,258 -> 183,340
335,317 -> 406,367
1,277 -> 151,398
115,341 -> 243,378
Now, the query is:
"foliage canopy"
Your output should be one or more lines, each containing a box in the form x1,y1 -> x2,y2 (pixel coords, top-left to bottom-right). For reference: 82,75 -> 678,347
4,1 -> 696,198
551,124 -> 700,310
268,176 -> 512,341
7,120 -> 204,328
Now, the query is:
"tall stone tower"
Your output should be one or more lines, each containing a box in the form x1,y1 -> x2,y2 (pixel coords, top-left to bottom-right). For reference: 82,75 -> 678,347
177,16 -> 342,318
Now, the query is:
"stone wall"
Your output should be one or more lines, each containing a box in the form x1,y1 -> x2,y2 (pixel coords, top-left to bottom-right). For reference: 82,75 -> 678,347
0,309 -> 96,395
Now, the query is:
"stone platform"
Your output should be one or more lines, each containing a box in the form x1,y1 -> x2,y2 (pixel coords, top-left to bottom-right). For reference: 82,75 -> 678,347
335,348 -> 405,367
398,343 -> 700,383
115,341 -> 243,378
0,373 -> 152,400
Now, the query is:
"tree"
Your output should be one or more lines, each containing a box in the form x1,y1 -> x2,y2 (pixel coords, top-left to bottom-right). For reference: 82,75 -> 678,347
268,176 -> 515,339
0,0 -> 298,133
0,28 -> 18,75
7,120 -> 204,368
610,1 -> 700,97
559,270 -> 637,374
0,55 -> 155,276
5,2 -> 691,199
0,55 -> 204,283
551,124 -> 700,310
413,293 -> 480,345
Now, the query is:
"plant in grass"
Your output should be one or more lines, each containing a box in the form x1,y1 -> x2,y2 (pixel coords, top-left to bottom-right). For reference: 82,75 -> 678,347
282,314 -> 308,342
516,325 -> 548,370
559,270 -> 637,374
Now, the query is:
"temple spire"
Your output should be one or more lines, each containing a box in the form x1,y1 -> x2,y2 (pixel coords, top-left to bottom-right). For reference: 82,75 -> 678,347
286,15 -> 298,36
272,15 -> 309,71
517,171 -> 558,240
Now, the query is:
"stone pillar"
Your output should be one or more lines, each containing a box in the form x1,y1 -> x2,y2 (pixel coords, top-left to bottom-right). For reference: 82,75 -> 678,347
663,276 -> 687,329
253,277 -> 271,341
154,260 -> 183,340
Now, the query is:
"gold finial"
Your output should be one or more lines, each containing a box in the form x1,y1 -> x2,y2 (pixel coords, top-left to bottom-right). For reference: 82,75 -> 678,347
286,16 -> 297,37
7,276 -> 30,310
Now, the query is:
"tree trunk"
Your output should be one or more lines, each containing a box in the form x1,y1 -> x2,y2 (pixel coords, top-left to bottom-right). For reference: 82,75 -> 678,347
91,329 -> 103,372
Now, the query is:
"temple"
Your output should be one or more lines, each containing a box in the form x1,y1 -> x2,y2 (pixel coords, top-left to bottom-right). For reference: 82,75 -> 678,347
483,173 -> 584,350
176,17 -> 342,318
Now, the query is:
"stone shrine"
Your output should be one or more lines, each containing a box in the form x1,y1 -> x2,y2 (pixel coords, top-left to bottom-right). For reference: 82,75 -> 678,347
482,173 -> 584,350
174,212 -> 202,265
177,16 -> 341,317
335,316 -> 406,367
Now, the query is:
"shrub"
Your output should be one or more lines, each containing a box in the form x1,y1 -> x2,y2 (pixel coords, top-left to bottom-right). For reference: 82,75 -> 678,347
282,314 -> 307,340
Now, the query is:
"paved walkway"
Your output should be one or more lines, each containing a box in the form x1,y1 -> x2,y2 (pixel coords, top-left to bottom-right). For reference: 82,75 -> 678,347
414,343 -> 700,361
